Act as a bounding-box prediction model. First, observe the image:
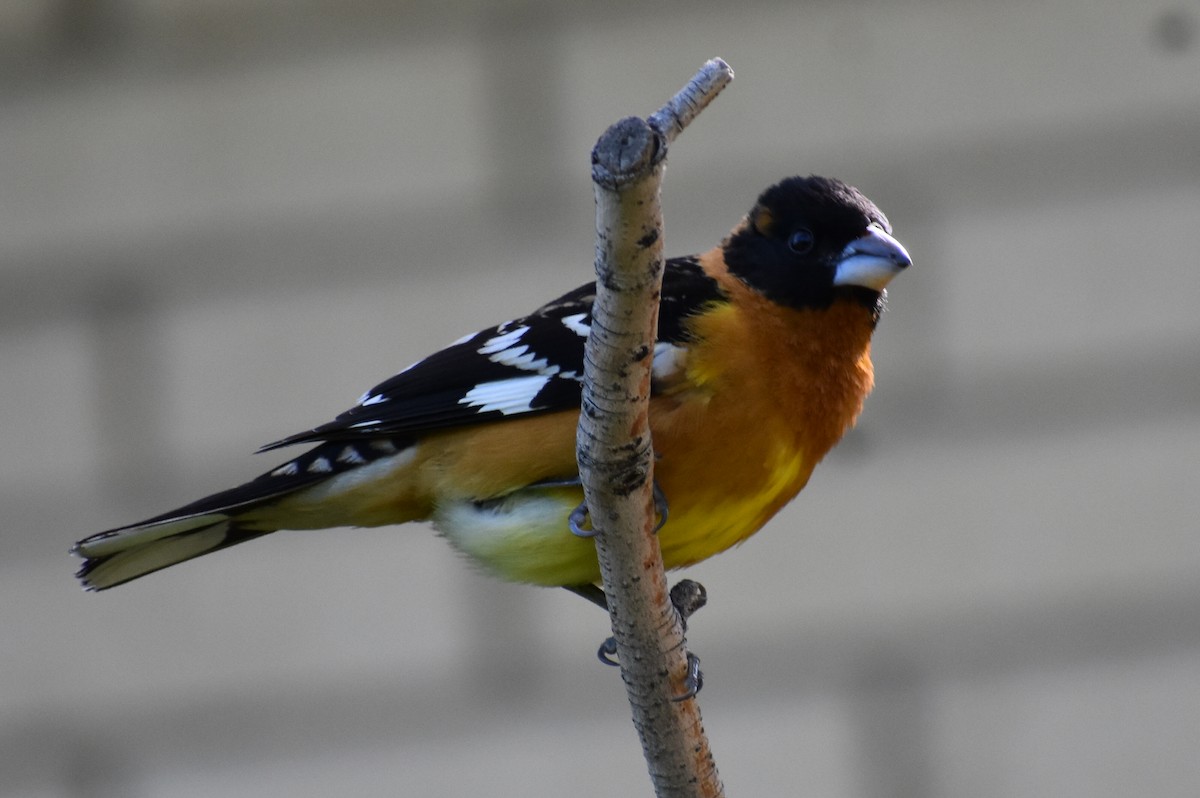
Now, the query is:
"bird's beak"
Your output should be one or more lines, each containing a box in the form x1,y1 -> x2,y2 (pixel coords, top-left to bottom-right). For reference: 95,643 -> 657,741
833,226 -> 912,291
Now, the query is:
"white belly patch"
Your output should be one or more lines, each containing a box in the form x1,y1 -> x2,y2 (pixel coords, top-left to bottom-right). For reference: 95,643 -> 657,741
433,489 -> 598,586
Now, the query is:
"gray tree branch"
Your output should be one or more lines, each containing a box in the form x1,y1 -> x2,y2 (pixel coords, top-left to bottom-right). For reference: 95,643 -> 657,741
577,58 -> 733,798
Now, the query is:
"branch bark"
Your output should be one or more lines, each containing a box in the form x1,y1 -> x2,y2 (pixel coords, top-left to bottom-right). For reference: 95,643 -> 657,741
577,59 -> 733,798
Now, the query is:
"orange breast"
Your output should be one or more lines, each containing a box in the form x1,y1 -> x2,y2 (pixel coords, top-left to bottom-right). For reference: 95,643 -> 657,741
648,266 -> 877,567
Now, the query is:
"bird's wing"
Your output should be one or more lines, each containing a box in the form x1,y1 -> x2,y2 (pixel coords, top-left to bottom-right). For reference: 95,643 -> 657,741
259,255 -> 725,451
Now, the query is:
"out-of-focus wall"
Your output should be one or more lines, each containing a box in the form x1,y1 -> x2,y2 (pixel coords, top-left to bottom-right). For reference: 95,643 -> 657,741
2,1 -> 1198,796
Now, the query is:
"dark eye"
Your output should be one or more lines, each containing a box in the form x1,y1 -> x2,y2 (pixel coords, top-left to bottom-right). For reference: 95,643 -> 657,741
787,229 -> 815,254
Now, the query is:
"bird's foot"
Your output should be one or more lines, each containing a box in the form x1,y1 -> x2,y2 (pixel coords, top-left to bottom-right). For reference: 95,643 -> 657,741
568,481 -> 669,538
586,578 -> 707,700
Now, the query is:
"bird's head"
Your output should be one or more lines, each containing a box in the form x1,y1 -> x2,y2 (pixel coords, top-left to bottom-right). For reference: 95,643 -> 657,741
722,175 -> 911,315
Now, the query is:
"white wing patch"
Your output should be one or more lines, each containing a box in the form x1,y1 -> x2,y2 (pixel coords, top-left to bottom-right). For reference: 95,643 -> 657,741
477,325 -> 529,355
357,392 -> 388,407
459,375 -> 552,415
652,342 -> 687,383
560,313 -> 591,337
478,321 -> 571,379
337,445 -> 367,465
486,344 -> 559,375
285,445 -> 419,507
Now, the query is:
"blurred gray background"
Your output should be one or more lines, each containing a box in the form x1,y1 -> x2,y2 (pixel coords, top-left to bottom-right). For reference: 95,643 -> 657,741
2,0 -> 1199,796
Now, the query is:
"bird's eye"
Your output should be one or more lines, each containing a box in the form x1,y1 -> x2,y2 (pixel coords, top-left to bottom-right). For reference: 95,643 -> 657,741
787,229 -> 815,254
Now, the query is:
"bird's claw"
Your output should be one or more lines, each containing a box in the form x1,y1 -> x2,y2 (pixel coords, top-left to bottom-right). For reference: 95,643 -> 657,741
568,480 -> 669,538
651,481 -> 669,532
568,501 -> 594,537
586,578 -> 708,698
668,579 -> 706,700
672,651 -> 704,702
597,636 -> 620,666
596,639 -> 704,700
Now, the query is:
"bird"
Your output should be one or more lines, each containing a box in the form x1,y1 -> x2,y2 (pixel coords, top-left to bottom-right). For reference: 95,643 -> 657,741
73,175 -> 910,600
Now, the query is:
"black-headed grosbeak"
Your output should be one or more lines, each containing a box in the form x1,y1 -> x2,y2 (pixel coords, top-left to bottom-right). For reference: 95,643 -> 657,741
74,175 -> 910,594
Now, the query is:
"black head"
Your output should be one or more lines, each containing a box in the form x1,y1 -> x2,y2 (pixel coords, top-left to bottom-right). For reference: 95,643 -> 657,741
722,175 -> 910,311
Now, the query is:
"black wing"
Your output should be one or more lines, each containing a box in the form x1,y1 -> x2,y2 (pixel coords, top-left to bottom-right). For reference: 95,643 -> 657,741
260,256 -> 725,451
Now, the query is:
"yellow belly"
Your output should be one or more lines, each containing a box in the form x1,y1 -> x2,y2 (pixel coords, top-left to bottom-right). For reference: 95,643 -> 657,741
433,444 -> 811,586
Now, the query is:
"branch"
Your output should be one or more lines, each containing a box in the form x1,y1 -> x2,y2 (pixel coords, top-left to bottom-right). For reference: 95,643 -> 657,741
577,59 -> 732,798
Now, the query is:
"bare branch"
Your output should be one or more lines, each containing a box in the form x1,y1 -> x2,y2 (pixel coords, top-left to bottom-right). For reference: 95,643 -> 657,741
647,58 -> 734,144
578,59 -> 733,798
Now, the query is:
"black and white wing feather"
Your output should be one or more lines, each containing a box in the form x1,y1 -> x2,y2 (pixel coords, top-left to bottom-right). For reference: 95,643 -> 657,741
260,256 -> 724,451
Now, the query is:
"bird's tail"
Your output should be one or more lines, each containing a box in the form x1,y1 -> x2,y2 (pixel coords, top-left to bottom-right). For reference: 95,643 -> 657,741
73,436 -> 421,591
73,440 -> 360,590
72,513 -> 273,591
